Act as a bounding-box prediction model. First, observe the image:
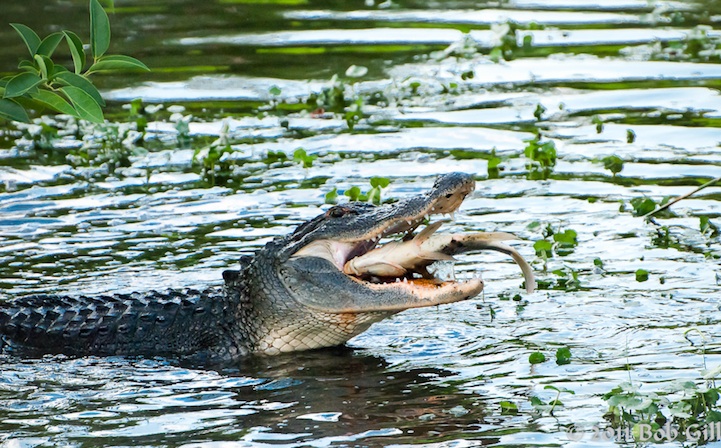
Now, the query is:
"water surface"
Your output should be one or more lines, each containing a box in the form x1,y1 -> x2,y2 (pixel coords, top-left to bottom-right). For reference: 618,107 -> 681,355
1,0 -> 720,446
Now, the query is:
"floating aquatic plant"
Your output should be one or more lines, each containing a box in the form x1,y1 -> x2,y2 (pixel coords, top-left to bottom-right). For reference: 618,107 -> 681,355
531,385 -> 576,416
524,134 -> 557,180
601,155 -> 624,176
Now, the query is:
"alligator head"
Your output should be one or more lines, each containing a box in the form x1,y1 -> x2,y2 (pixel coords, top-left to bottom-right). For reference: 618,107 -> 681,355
242,172 -> 484,355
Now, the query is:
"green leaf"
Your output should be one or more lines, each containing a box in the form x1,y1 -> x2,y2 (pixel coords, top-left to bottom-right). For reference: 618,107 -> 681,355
700,215 -> 711,232
3,72 -> 44,98
629,197 -> 657,217
263,150 -> 288,165
51,65 -> 69,77
87,55 -> 150,73
33,55 -> 47,80
553,229 -> 578,247
500,401 -> 518,414
704,388 -> 720,404
488,152 -> 502,169
487,150 -> 502,179
489,47 -> 503,63
60,86 -> 104,123
63,31 -> 86,74
54,71 -> 105,106
626,128 -> 636,144
533,103 -> 546,121
635,269 -> 649,282
129,97 -> 143,115
370,177 -> 390,189
10,23 -> 41,56
293,148 -> 316,168
33,55 -> 54,80
602,155 -> 624,175
533,239 -> 553,258
90,0 -> 111,58
37,32 -> 64,57
544,385 -> 575,394
17,60 -> 38,74
324,187 -> 338,204
700,215 -> 720,237
529,352 -> 546,364
293,148 -> 307,161
367,186 -> 381,205
0,98 -> 30,122
28,89 -> 78,116
345,186 -> 361,201
555,347 -> 572,365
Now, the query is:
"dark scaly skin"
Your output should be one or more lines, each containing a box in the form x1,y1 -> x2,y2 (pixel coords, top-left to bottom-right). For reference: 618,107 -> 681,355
0,173 -> 481,365
0,288 -> 252,363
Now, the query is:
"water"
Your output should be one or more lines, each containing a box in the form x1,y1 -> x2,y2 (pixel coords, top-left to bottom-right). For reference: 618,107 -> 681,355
1,0 -> 721,446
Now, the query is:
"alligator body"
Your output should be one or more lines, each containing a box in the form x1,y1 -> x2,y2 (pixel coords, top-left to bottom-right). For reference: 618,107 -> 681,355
0,173 -> 530,365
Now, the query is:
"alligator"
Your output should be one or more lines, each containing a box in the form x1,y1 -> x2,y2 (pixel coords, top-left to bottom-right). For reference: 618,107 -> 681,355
0,173 -> 533,365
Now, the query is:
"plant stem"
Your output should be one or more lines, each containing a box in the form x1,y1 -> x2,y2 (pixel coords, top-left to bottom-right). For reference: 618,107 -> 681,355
549,389 -> 561,414
643,176 -> 721,219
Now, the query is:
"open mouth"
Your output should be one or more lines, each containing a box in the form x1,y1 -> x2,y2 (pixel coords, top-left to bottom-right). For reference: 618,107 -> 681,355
295,221 -> 450,283
284,173 -> 533,314
290,184 -> 486,300
290,186 -> 535,303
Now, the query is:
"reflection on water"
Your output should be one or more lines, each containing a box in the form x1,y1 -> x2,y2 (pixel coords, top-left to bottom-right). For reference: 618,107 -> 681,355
1,0 -> 721,446
0,349 -> 504,446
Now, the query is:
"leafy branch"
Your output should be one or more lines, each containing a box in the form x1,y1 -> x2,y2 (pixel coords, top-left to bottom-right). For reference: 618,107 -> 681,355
0,0 -> 149,124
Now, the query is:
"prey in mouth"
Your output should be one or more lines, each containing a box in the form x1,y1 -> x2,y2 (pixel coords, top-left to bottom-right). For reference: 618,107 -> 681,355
344,221 -> 537,294
287,173 -> 535,314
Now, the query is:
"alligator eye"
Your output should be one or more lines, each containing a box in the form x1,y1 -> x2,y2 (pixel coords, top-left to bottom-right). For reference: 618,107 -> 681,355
445,193 -> 453,198
327,206 -> 352,218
